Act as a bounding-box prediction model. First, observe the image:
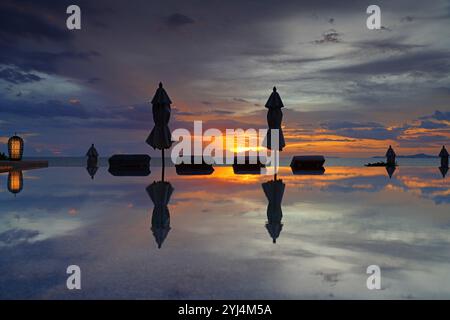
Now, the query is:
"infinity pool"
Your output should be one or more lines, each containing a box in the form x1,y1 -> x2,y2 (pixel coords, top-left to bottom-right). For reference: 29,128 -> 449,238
0,165 -> 449,299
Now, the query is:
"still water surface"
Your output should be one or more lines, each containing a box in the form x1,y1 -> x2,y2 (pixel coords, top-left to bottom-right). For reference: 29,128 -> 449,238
0,164 -> 449,299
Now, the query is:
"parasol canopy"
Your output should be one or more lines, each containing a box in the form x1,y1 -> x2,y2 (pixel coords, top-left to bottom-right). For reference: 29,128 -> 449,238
146,180 -> 174,249
439,146 -> 449,158
385,145 -> 396,158
146,82 -> 173,150
262,87 -> 286,151
86,144 -> 98,168
86,144 -> 98,158
262,179 -> 285,243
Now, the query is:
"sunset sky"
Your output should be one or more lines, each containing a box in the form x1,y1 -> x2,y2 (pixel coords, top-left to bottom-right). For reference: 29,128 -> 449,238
0,0 -> 449,157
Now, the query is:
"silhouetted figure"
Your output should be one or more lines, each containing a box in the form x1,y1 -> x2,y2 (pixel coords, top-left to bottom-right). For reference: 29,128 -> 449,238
386,145 -> 396,166
262,178 -> 285,243
262,87 -> 285,178
147,181 -> 173,249
86,144 -> 99,167
439,146 -> 449,168
386,165 -> 396,179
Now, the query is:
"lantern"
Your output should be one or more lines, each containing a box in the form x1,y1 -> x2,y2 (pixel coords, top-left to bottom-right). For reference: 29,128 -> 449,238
8,135 -> 24,161
8,170 -> 23,195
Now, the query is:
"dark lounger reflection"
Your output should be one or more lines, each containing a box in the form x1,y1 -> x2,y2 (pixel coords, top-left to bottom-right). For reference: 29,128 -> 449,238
291,167 -> 325,175
233,156 -> 265,175
108,154 -> 151,176
175,155 -> 214,175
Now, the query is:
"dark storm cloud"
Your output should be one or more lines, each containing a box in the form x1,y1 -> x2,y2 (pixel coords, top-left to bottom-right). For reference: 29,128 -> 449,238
165,13 -> 195,28
401,16 -> 415,22
233,98 -> 251,104
312,29 -> 342,44
0,2 -> 71,43
0,45 -> 100,73
324,51 -> 450,76
321,120 -> 408,140
210,109 -> 235,115
421,110 -> 450,121
399,135 -> 449,144
87,77 -> 102,84
0,1 -> 104,77
0,99 -> 90,119
0,0 -> 448,156
333,128 -> 404,140
259,56 -> 333,65
0,0 -> 110,44
419,120 -> 448,129
351,38 -> 426,53
0,229 -> 40,245
321,121 -> 384,130
0,67 -> 42,84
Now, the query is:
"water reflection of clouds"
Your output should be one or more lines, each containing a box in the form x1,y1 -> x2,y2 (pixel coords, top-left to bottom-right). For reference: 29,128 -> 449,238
0,166 -> 449,299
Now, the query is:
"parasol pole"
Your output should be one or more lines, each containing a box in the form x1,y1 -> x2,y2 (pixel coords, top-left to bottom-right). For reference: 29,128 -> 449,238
161,149 -> 165,182
274,149 -> 278,181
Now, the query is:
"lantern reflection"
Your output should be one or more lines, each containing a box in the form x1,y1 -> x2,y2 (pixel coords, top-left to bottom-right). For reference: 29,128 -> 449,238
8,170 -> 23,195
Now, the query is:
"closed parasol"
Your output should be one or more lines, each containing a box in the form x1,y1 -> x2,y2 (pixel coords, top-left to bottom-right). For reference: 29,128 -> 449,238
386,145 -> 396,166
263,87 -> 286,151
262,87 -> 286,177
146,82 -> 173,150
146,82 -> 173,179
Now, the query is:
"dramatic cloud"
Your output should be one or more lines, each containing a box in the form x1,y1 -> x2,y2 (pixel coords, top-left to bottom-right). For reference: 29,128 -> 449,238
0,0 -> 449,156
0,47 -> 100,74
0,67 -> 43,84
324,51 -> 450,76
313,29 -> 342,44
421,110 -> 450,121
0,2 -> 71,43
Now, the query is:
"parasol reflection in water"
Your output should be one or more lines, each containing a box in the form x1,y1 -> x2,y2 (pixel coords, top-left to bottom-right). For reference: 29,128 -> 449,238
146,180 -> 174,249
386,165 -> 396,179
86,144 -> 99,180
145,82 -> 175,248
439,166 -> 448,179
262,178 -> 285,243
